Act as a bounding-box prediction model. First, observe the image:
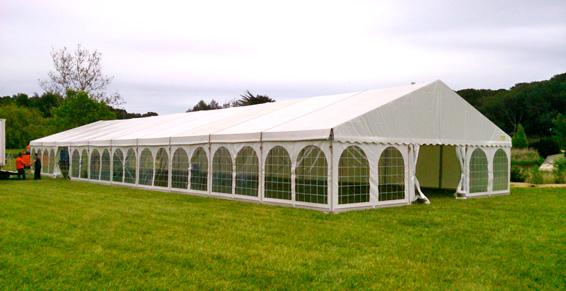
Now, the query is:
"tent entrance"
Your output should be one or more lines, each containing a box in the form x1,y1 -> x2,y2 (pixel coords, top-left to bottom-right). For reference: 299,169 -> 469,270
416,145 -> 461,198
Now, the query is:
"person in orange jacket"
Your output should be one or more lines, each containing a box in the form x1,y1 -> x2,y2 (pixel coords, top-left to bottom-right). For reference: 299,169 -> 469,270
16,153 -> 26,180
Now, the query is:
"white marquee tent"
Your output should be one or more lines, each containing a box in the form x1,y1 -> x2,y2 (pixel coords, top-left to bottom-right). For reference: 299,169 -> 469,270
30,80 -> 511,211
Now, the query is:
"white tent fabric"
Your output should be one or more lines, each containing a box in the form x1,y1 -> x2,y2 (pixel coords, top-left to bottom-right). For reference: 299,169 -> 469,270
31,80 -> 511,212
31,80 -> 510,147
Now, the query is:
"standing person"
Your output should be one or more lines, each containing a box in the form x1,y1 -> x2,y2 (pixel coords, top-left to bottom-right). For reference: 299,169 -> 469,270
34,153 -> 41,180
16,153 -> 25,180
58,148 -> 70,180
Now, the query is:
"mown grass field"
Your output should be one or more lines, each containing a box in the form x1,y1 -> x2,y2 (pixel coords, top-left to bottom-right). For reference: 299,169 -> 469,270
0,179 -> 564,290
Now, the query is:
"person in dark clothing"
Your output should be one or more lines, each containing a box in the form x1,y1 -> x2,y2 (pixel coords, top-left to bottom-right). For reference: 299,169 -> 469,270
34,153 -> 41,180
58,148 -> 70,180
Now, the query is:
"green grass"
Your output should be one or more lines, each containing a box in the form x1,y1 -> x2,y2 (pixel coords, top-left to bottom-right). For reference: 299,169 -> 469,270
0,179 -> 564,290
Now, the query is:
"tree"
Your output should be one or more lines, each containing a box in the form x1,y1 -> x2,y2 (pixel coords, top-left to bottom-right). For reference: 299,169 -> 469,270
512,124 -> 529,148
551,113 -> 566,150
40,44 -> 122,105
52,90 -> 116,131
235,90 -> 274,106
0,104 -> 52,148
186,99 -> 222,112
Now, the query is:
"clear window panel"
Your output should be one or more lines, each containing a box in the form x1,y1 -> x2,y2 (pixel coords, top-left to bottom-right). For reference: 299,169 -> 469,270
80,149 -> 89,178
90,149 -> 101,180
112,149 -> 124,182
139,148 -> 154,186
124,149 -> 136,184
339,146 -> 370,204
493,149 -> 509,191
154,148 -> 169,187
295,146 -> 328,204
235,146 -> 259,197
100,149 -> 111,181
71,150 -> 80,178
212,147 -> 232,194
172,148 -> 189,189
49,149 -> 55,174
190,147 -> 208,191
42,150 -> 49,173
378,147 -> 405,201
264,146 -> 292,200
469,148 -> 488,193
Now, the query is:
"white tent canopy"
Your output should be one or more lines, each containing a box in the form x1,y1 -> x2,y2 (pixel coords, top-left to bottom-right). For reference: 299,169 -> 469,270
31,80 -> 511,211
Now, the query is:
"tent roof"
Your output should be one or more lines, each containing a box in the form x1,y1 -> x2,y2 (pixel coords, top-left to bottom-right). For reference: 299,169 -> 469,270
30,80 -> 511,147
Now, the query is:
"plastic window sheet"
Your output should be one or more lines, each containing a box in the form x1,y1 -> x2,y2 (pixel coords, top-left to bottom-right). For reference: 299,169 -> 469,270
80,149 -> 89,178
153,148 -> 169,187
492,149 -> 509,191
378,147 -> 405,201
71,149 -> 80,177
112,149 -> 124,182
212,147 -> 232,194
190,147 -> 208,191
338,146 -> 370,204
469,148 -> 488,193
171,148 -> 189,189
235,146 -> 259,196
264,146 -> 292,200
49,149 -> 55,173
42,150 -> 49,173
100,149 -> 111,181
124,149 -> 136,184
90,149 -> 101,180
295,145 -> 328,204
139,148 -> 154,186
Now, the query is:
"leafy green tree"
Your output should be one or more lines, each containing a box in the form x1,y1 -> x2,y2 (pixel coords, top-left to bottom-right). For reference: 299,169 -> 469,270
0,104 -> 53,148
512,124 -> 529,148
186,99 -> 222,112
52,90 -> 116,131
551,113 -> 566,150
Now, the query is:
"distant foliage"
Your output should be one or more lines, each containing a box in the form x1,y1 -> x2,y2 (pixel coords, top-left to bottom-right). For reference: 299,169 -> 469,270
0,104 -> 53,148
551,113 -> 566,150
527,166 -> 544,184
512,124 -> 529,148
553,158 -> 566,183
187,91 -> 274,112
52,90 -> 116,131
511,148 -> 543,167
510,166 -> 527,182
457,73 -> 566,141
531,137 -> 561,158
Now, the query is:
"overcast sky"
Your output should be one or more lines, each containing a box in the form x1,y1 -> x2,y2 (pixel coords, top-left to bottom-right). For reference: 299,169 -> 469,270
1,0 -> 565,114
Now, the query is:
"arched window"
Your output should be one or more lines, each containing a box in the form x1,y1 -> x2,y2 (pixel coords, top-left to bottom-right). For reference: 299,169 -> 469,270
100,149 -> 111,181
469,148 -> 488,193
172,148 -> 189,189
71,149 -> 80,178
139,148 -> 154,186
339,146 -> 369,204
124,149 -> 136,184
264,146 -> 291,200
80,149 -> 89,178
42,150 -> 49,173
154,148 -> 169,187
49,149 -> 55,174
235,146 -> 259,196
493,149 -> 509,191
190,147 -> 208,191
90,149 -> 101,180
295,146 -> 328,204
112,149 -> 124,182
212,147 -> 232,194
378,147 -> 405,201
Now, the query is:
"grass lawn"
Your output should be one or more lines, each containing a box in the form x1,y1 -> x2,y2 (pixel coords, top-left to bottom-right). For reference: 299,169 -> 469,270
0,179 -> 564,289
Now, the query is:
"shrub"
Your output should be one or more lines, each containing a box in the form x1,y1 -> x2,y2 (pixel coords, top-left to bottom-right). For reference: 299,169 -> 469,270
527,166 -> 543,184
510,166 -> 527,182
553,158 -> 566,184
531,137 -> 560,158
511,148 -> 544,167
512,124 -> 528,148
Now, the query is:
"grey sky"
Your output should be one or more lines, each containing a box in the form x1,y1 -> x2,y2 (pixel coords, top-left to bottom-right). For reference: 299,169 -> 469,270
1,0 -> 565,114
